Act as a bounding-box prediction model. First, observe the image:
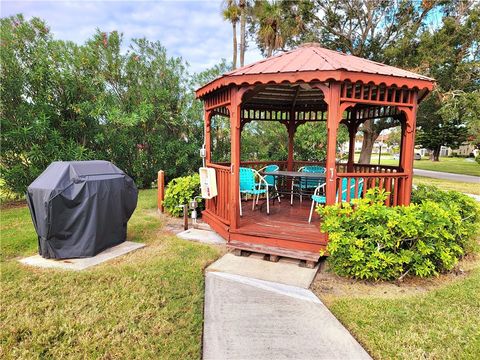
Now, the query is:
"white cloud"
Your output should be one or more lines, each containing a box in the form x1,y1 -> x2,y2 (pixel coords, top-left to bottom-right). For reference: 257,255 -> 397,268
1,0 -> 263,73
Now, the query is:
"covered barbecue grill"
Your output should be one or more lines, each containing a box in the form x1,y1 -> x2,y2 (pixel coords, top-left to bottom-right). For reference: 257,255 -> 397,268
26,160 -> 138,259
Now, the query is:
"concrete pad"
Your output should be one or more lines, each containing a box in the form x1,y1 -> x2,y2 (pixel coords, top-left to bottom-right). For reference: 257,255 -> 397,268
19,241 -> 145,271
204,272 -> 371,360
177,228 -> 226,245
207,253 -> 318,289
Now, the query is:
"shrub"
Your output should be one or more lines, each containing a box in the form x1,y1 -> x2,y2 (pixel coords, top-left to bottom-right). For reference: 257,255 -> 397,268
412,184 -> 480,244
317,187 -> 479,281
163,174 -> 202,217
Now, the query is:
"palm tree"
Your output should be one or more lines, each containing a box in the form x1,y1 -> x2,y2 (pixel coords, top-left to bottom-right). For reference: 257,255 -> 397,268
238,0 -> 249,67
222,0 -> 240,69
253,0 -> 303,57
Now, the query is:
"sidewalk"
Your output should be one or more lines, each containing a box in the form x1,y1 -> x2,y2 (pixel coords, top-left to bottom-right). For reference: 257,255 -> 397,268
203,255 -> 371,360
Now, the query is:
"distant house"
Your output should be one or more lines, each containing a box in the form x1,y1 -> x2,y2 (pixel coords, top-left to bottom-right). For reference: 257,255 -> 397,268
456,144 -> 478,157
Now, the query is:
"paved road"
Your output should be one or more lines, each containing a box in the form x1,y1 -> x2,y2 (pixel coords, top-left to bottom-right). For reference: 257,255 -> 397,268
414,169 -> 480,184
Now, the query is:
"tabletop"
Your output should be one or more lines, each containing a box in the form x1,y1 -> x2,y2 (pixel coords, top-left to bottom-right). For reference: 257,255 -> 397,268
261,170 -> 326,179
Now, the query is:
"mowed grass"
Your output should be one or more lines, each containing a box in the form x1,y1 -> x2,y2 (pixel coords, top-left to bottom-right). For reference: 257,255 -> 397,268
413,176 -> 480,195
0,189 -> 220,359
378,156 -> 480,177
322,266 -> 480,360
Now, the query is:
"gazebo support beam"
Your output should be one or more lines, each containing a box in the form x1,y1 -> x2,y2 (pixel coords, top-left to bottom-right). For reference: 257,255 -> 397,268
325,83 -> 341,205
204,109 -> 212,164
398,94 -> 418,205
347,111 -> 357,172
229,89 -> 242,230
287,118 -> 295,171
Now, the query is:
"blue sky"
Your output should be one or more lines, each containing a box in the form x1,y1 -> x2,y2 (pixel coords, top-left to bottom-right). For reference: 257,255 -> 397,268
1,0 -> 263,73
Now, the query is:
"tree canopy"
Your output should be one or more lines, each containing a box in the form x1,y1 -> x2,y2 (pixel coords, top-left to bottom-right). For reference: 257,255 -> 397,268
245,0 -> 480,162
1,15 -> 204,194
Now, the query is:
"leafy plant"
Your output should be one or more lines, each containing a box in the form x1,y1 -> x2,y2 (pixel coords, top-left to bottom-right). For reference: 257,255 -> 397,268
163,174 -> 202,217
318,187 -> 479,281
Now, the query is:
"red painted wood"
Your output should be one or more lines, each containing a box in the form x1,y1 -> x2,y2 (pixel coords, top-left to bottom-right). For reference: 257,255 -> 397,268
205,110 -> 212,163
325,83 -> 341,205
347,121 -> 356,172
238,199 -> 326,244
197,44 -> 433,257
202,210 -> 230,240
229,88 -> 241,230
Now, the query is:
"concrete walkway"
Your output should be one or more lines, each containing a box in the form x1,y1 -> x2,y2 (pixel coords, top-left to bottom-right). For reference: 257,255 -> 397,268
203,256 -> 371,360
414,168 -> 480,183
465,193 -> 480,202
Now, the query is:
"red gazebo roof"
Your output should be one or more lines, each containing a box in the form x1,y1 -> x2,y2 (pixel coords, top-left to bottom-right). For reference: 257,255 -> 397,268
196,43 -> 434,98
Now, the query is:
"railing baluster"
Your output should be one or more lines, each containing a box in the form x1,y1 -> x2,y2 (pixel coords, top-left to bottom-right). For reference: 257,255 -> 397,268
393,177 -> 399,206
385,176 -> 392,206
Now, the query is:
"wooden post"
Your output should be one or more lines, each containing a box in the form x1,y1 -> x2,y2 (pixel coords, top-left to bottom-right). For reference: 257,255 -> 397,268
347,120 -> 356,173
205,110 -> 212,164
230,88 -> 241,230
399,95 -> 418,205
325,83 -> 341,205
157,170 -> 165,213
183,205 -> 188,230
287,119 -> 295,171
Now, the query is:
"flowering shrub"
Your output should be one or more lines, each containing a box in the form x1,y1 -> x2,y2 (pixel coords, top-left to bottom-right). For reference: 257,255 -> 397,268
163,174 -> 202,217
317,187 -> 479,281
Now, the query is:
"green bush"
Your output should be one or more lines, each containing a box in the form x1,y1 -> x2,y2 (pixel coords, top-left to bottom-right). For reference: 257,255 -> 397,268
412,184 -> 480,244
163,174 -> 202,217
317,187 -> 479,281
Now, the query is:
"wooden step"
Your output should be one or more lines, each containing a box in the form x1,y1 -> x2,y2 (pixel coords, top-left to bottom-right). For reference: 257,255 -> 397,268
228,240 -> 321,262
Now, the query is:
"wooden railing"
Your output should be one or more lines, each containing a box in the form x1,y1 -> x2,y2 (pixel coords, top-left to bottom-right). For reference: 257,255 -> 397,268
293,160 -> 326,171
218,160 -> 401,174
336,172 -> 408,206
205,162 -> 406,216
351,163 -> 400,173
240,160 -> 287,170
205,163 -> 231,224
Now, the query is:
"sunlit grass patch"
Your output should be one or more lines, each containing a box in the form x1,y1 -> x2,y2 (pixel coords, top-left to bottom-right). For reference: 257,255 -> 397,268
0,189 -> 221,359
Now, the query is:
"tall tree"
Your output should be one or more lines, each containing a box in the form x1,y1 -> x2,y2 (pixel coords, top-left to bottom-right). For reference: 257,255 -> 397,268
307,0 -> 437,163
415,1 -> 480,160
238,0 -> 248,67
0,15 -> 207,194
222,0 -> 240,68
250,0 -> 308,57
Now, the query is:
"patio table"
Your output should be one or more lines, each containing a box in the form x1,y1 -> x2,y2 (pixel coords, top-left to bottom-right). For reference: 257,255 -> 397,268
260,170 -> 326,205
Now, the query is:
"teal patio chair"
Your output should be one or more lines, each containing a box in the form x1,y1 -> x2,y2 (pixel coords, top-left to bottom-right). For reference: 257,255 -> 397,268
308,178 -> 364,223
239,167 -> 269,216
290,165 -> 326,205
258,164 -> 280,203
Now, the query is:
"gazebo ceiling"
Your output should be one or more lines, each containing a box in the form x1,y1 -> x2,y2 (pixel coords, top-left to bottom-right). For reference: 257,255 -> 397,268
243,84 -> 327,112
196,43 -> 434,99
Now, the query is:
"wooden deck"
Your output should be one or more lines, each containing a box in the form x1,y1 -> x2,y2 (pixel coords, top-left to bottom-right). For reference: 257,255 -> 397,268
202,195 -> 328,262
237,197 -> 324,244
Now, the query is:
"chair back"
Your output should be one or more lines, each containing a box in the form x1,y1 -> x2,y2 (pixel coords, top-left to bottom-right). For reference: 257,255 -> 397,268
302,165 -> 326,173
263,164 -> 279,186
340,178 -> 364,202
300,165 -> 326,189
239,167 -> 256,192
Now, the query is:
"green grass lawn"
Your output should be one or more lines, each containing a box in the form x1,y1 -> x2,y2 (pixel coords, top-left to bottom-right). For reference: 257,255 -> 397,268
376,156 -> 480,177
0,189 -> 221,359
322,265 -> 480,359
413,176 -> 480,195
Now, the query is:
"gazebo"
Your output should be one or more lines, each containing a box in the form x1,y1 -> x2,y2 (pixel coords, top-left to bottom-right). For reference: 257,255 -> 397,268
196,43 -> 434,264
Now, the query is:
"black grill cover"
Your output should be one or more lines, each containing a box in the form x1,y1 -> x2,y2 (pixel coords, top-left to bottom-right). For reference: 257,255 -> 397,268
26,161 -> 138,259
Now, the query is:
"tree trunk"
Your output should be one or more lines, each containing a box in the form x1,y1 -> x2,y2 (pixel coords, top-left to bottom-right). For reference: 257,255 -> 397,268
232,22 -> 238,69
358,120 -> 379,164
431,147 -> 441,161
239,1 -> 246,67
